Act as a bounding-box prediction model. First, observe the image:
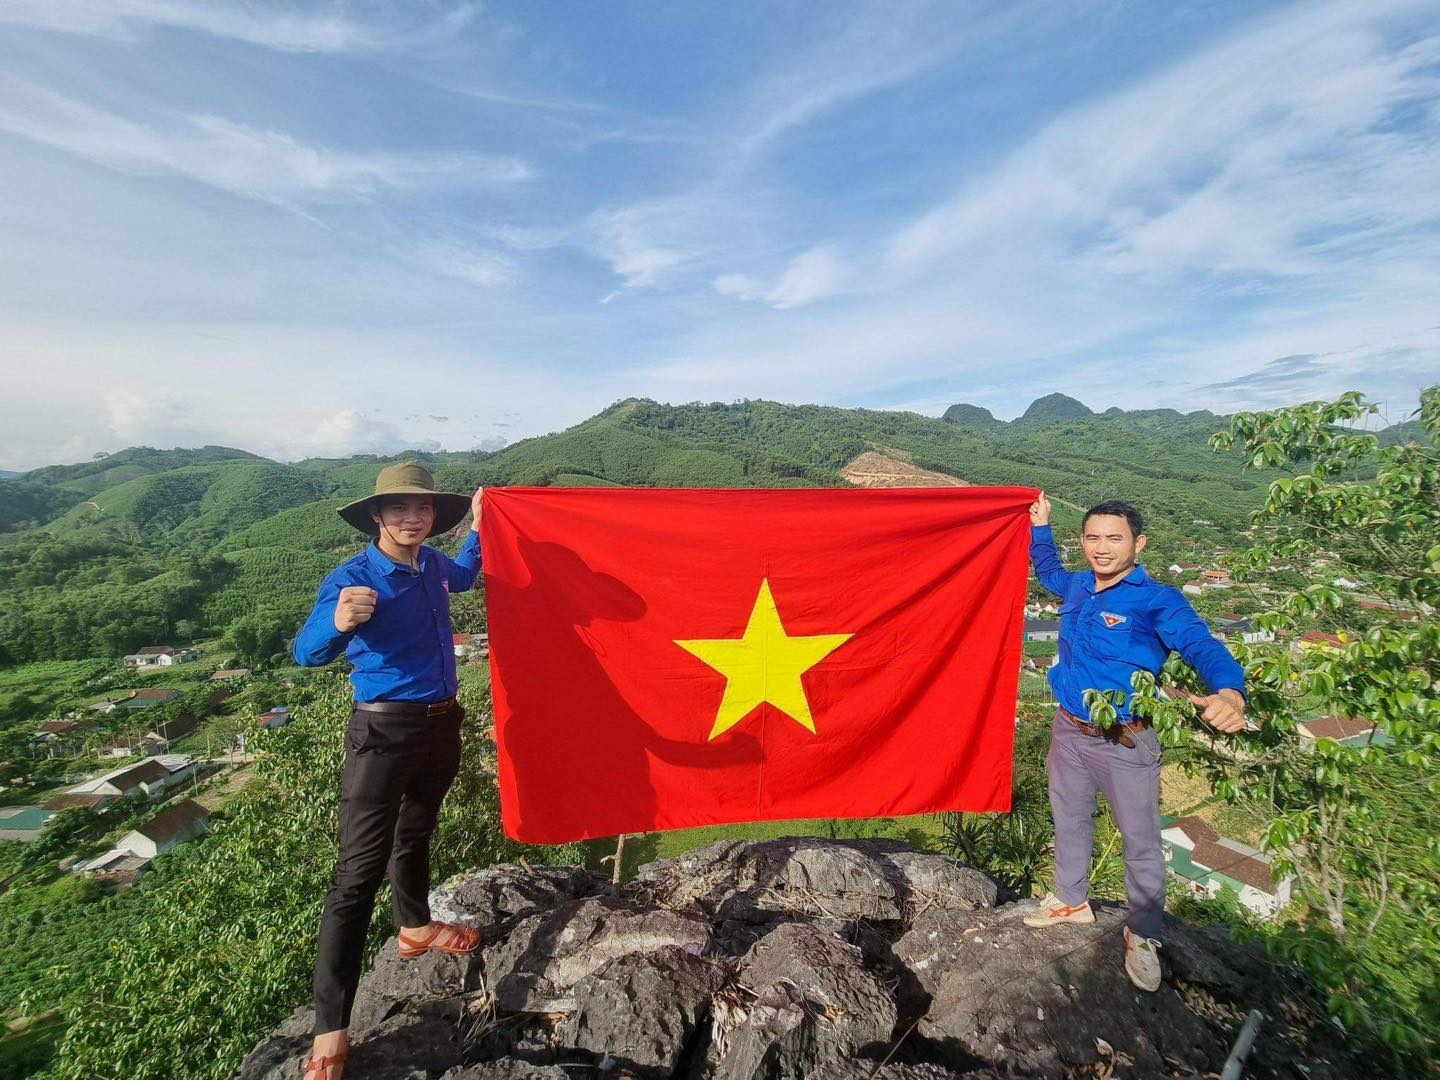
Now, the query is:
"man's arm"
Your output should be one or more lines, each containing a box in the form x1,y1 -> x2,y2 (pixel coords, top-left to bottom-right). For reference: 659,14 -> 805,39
1028,493 -> 1075,598
444,529 -> 483,593
294,577 -> 353,666
443,487 -> 484,593
1152,587 -> 1249,732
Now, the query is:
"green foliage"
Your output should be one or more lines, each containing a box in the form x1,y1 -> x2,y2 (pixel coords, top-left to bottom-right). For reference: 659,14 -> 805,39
1134,387 -> 1440,1067
29,669 -> 558,1080
0,396 -> 1287,667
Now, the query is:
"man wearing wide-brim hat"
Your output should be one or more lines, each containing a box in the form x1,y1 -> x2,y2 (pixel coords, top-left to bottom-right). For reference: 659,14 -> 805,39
294,461 -> 486,1080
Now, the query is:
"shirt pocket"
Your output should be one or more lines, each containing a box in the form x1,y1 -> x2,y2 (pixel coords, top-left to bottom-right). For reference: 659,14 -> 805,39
1090,619 -> 1135,660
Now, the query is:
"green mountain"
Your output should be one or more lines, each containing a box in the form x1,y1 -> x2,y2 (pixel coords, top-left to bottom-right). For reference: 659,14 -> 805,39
0,397 -> 1275,665
0,446 -> 265,534
940,403 -> 1000,427
1017,392 -> 1094,424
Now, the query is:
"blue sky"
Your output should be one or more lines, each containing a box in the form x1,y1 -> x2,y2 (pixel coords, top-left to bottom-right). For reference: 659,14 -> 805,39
0,0 -> 1437,469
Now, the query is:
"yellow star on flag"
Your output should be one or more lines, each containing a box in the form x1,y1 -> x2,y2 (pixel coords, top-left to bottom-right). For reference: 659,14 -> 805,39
675,578 -> 854,741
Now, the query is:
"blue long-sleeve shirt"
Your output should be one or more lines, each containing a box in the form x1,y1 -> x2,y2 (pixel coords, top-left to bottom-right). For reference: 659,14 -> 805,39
294,530 -> 482,702
1030,525 -> 1245,722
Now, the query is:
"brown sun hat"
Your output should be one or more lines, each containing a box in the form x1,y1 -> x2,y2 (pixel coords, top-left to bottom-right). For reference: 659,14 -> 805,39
337,461 -> 471,537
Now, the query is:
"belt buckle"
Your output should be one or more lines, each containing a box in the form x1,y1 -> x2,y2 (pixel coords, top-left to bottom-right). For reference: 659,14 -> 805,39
427,699 -> 451,716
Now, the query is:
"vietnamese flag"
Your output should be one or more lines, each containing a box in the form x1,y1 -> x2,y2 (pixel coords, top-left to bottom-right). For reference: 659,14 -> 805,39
481,486 -> 1035,844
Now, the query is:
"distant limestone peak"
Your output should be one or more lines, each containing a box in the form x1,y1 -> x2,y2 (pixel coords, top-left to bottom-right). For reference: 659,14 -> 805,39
941,403 -> 1000,427
1019,393 -> 1093,424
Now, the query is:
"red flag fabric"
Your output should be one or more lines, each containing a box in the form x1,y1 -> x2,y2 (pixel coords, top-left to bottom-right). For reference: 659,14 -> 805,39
482,486 -> 1036,844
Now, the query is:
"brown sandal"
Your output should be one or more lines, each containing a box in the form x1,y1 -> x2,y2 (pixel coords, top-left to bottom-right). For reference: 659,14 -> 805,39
397,921 -> 482,958
301,1051 -> 345,1079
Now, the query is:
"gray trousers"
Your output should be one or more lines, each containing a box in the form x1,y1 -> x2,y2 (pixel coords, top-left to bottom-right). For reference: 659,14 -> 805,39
1046,710 -> 1166,939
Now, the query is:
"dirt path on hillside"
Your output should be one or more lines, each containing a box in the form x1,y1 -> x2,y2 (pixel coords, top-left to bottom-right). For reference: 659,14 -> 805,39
840,450 -> 971,487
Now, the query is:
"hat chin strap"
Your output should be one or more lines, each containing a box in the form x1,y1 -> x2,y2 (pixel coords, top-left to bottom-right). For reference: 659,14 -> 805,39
378,516 -> 420,570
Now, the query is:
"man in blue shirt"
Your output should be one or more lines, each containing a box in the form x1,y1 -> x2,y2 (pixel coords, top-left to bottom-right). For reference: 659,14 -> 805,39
293,462 -> 484,1080
1023,494 -> 1247,993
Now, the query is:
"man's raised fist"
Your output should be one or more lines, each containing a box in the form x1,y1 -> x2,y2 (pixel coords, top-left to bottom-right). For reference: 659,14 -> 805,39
334,586 -> 377,633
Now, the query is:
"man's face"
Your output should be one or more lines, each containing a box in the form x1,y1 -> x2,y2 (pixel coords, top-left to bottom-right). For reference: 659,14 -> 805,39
1081,514 -> 1146,577
371,495 -> 435,544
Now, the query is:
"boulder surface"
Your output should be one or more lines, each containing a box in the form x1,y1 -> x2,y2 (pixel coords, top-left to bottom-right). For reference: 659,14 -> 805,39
233,837 -> 1358,1079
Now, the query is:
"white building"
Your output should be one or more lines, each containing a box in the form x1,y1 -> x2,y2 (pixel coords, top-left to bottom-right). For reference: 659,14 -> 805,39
122,646 -> 199,668
46,756 -> 198,808
1162,816 -> 1292,919
81,799 -> 209,875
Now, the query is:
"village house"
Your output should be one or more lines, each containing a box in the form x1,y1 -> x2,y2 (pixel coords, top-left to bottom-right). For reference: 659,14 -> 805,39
43,755 -> 199,811
1201,569 -> 1232,589
122,645 -> 200,668
1161,816 -> 1292,919
1182,579 -> 1205,596
88,688 -> 183,714
1296,630 -> 1346,652
1022,619 -> 1060,643
453,633 -> 473,659
209,667 -> 251,681
30,717 -> 97,756
79,798 -> 209,881
0,805 -> 55,842
1168,562 -> 1202,576
258,706 -> 291,729
1213,613 -> 1276,645
1298,715 -> 1392,748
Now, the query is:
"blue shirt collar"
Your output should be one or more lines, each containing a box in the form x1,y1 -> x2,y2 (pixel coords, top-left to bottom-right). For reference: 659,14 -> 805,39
365,541 -> 420,577
1084,562 -> 1149,592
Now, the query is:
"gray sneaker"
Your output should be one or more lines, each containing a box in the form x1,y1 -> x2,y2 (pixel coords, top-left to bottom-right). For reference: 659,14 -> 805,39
1123,926 -> 1162,991
1023,892 -> 1096,927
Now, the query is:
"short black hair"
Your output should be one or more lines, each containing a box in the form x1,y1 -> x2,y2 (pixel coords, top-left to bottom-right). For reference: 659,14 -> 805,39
1082,501 -> 1144,537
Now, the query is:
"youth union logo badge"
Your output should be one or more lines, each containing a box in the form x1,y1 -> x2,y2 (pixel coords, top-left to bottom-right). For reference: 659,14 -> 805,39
1100,611 -> 1127,627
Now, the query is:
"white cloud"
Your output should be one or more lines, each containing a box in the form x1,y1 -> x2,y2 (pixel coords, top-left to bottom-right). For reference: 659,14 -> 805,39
887,0 -> 1440,281
0,0 -> 380,53
414,241 -> 520,289
715,246 -> 850,309
103,387 -> 204,444
305,410 -> 443,457
0,85 -> 534,205
590,203 -> 693,290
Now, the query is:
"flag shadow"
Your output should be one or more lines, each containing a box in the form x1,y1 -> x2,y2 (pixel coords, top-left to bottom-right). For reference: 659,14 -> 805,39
490,537 -> 764,844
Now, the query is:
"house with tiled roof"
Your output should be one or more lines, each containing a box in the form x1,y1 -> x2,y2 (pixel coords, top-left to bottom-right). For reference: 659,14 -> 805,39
1161,815 -> 1291,919
80,799 -> 209,879
43,755 -> 198,810
1298,715 -> 1391,748
0,805 -> 55,841
1022,619 -> 1060,642
1296,630 -> 1345,651
122,645 -> 199,668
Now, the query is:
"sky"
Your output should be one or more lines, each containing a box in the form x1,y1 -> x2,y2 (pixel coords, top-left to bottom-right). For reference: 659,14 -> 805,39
0,0 -> 1437,470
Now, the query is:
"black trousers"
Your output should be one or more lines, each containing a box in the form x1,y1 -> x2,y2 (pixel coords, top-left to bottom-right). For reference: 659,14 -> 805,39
312,703 -> 463,1034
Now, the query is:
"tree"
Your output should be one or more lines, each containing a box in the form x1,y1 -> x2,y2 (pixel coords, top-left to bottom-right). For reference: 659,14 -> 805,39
1131,387 -> 1439,1064
221,609 -> 292,668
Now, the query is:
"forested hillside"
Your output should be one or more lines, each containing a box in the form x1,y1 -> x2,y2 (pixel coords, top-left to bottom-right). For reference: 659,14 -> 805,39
0,394 -> 1412,666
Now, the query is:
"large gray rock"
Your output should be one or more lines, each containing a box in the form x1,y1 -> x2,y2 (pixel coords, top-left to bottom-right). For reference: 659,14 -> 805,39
630,837 -> 998,928
557,945 -> 728,1077
894,899 -> 1267,1077
350,937 -> 484,1036
429,863 -> 608,930
484,894 -> 712,1013
231,1010 -> 462,1080
236,839 -> 1359,1080
441,1065 -> 570,1079
706,921 -> 898,1079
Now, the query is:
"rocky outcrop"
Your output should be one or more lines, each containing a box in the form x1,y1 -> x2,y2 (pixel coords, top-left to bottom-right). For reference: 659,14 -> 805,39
233,837 -> 1357,1079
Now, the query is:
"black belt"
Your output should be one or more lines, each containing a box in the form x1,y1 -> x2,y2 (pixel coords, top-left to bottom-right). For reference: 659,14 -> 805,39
354,696 -> 457,717
1058,706 -> 1151,748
